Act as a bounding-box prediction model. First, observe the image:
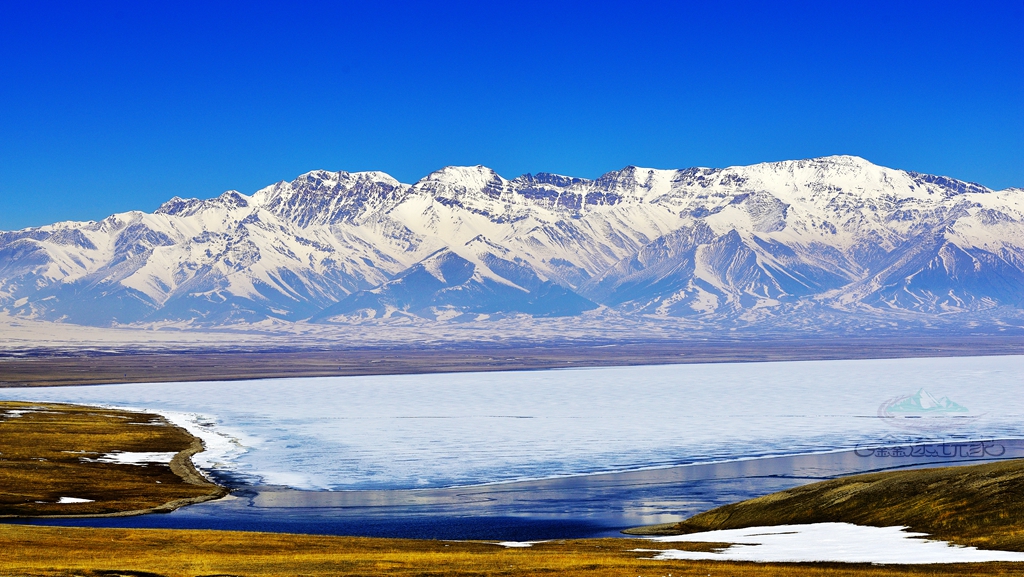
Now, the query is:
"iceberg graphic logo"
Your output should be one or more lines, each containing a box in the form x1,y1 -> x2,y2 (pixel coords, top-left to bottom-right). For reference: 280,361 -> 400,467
876,388 -> 975,435
884,388 -> 969,415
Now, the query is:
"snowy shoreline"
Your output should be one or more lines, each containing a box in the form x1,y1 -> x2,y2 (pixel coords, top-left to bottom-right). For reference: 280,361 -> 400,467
71,404 -> 249,485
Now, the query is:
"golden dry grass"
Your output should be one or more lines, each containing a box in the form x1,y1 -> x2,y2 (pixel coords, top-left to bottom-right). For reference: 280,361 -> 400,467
0,401 -> 224,517
0,524 -> 1020,577
628,459 -> 1024,552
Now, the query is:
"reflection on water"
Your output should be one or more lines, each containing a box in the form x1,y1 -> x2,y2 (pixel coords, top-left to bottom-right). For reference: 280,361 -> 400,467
24,439 -> 1024,540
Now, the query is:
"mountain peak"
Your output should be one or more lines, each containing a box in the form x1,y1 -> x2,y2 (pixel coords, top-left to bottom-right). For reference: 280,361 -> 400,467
593,165 -> 678,198
292,169 -> 401,187
154,190 -> 248,217
817,154 -> 874,165
421,165 -> 505,188
740,154 -> 878,173
154,196 -> 200,216
217,190 -> 249,208
512,172 -> 589,189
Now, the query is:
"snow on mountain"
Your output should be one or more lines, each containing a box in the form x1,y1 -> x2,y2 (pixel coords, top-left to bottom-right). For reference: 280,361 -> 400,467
1,156 -> 1022,331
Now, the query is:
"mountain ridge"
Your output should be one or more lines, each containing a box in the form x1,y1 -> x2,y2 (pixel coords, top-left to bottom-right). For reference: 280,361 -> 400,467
2,156 -> 1022,332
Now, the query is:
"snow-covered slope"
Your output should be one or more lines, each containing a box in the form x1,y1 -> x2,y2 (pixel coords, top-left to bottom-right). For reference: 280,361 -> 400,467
1,156 -> 1022,330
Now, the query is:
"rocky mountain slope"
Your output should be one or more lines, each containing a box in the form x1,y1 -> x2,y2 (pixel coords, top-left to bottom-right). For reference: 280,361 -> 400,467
2,156 -> 1022,331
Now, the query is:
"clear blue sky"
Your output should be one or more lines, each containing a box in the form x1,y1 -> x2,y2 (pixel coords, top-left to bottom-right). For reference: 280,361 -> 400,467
1,1 -> 1021,230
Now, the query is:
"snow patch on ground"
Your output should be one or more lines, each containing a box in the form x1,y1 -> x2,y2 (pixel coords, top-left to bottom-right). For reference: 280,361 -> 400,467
493,540 -> 548,548
87,451 -> 178,465
2,409 -> 35,418
57,497 -> 95,504
640,523 -> 1024,564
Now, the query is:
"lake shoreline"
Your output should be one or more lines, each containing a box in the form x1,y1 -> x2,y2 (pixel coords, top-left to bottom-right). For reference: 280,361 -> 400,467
0,402 -> 227,519
6,434 -> 228,520
20,439 -> 1024,541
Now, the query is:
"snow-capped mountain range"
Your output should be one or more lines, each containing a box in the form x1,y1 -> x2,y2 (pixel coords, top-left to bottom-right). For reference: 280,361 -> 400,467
2,155 -> 1023,330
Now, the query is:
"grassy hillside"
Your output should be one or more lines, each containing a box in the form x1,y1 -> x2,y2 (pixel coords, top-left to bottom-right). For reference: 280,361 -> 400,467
626,458 -> 1024,551
0,401 -> 225,516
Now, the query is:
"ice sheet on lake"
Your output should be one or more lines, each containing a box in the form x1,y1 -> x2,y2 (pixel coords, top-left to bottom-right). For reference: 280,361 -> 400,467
2,355 -> 1023,491
642,522 -> 1024,563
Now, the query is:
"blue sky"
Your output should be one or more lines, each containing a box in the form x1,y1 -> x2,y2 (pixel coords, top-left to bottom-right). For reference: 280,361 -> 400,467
1,1 -> 1021,230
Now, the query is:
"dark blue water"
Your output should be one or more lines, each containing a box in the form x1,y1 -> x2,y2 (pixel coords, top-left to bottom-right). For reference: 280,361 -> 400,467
15,439 -> 1022,541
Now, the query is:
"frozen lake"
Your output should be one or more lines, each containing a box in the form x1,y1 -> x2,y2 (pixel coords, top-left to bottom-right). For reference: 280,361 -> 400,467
3,355 -> 1023,491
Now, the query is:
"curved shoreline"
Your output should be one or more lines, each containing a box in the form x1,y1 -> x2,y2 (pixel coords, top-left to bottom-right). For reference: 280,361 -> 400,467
0,403 -> 227,519
25,438 -> 1022,544
44,434 -> 229,520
